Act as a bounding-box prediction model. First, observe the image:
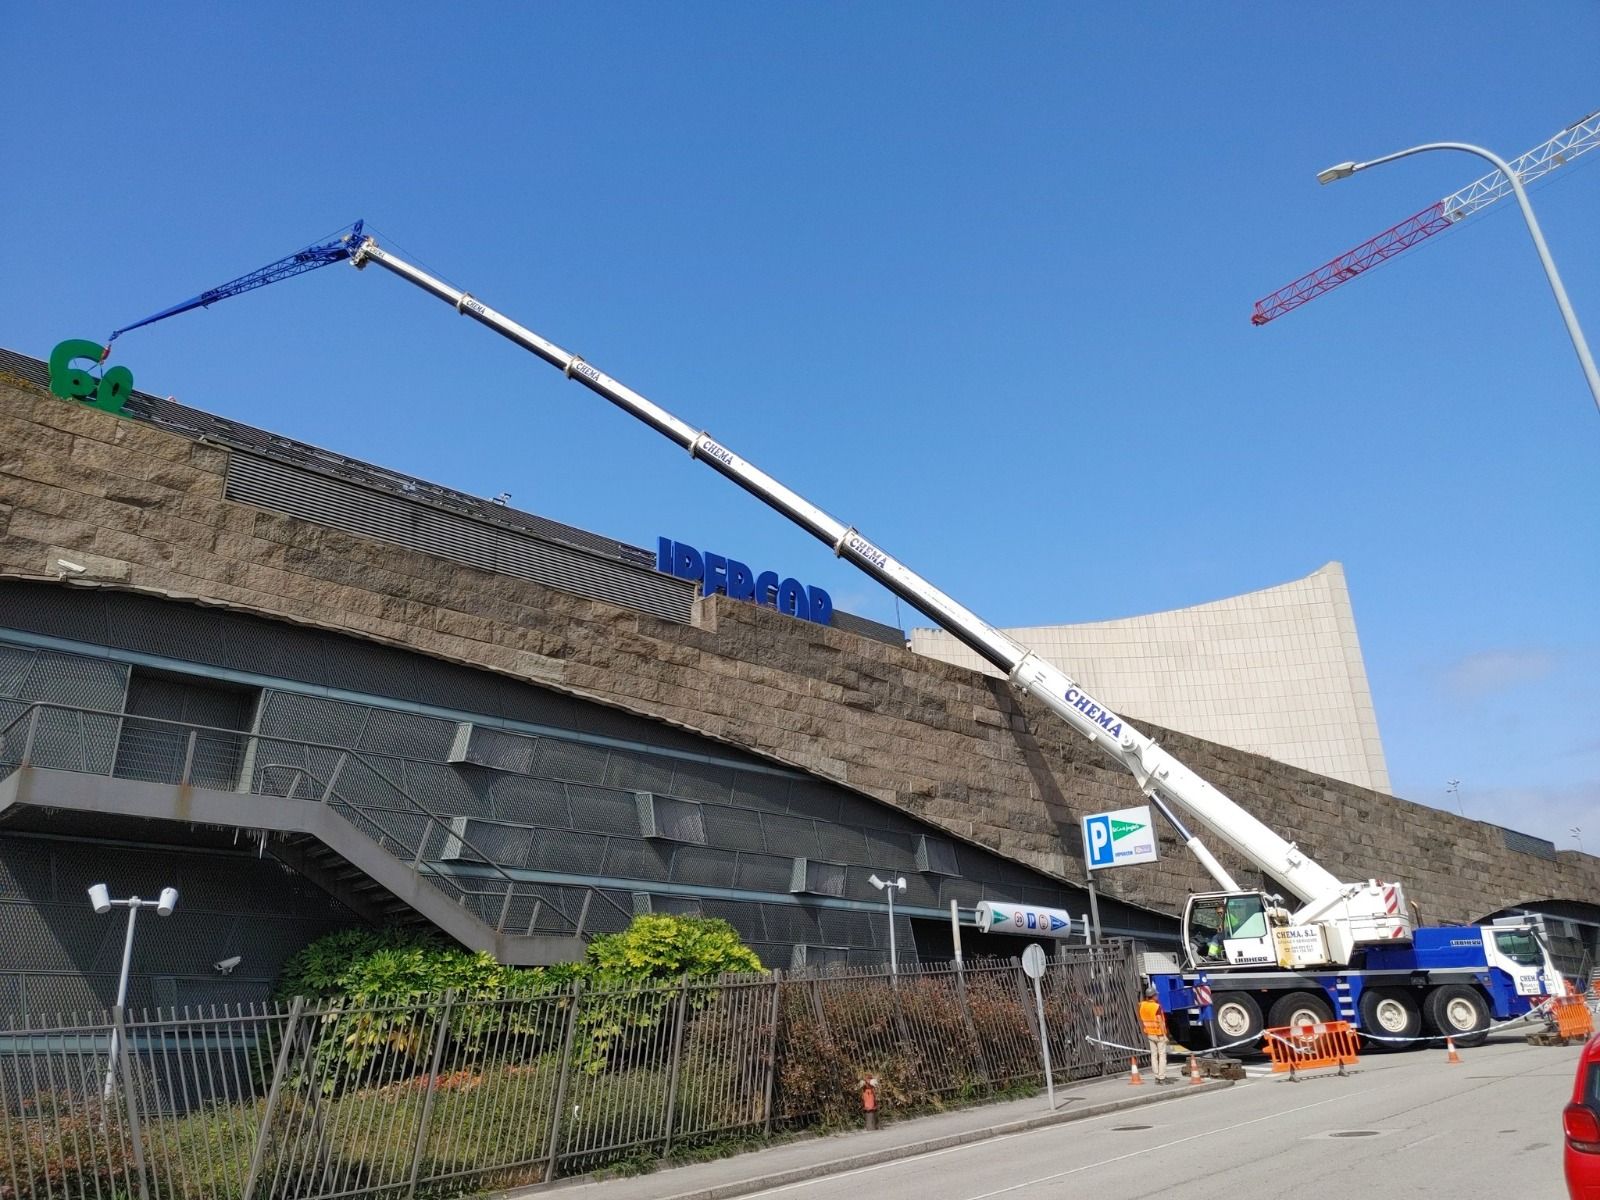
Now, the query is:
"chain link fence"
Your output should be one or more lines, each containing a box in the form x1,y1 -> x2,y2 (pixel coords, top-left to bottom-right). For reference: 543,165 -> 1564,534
0,943 -> 1142,1199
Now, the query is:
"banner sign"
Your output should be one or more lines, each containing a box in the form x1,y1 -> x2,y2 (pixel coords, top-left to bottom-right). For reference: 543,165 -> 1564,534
1083,805 -> 1158,870
975,900 -> 1074,939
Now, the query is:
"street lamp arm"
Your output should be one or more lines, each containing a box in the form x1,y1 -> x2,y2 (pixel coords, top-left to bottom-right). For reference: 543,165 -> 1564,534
1328,140 -> 1600,418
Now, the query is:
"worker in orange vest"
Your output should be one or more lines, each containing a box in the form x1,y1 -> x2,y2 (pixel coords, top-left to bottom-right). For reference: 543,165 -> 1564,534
1140,984 -> 1173,1084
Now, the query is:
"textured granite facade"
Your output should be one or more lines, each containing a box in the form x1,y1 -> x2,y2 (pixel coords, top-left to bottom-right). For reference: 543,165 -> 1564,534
1,369 -> 1595,928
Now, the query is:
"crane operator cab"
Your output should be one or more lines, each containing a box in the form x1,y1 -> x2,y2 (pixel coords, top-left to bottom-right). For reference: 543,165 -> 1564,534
1182,891 -> 1289,970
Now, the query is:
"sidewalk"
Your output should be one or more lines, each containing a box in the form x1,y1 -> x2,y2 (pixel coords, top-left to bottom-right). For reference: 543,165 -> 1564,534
524,1072 -> 1233,1200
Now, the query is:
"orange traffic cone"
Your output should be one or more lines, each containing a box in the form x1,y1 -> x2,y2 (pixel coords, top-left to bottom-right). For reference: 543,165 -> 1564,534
1445,1037 -> 1462,1065
1128,1056 -> 1144,1085
1189,1053 -> 1204,1085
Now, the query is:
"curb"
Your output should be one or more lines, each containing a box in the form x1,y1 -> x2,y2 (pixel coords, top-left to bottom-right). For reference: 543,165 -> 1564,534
598,1079 -> 1233,1200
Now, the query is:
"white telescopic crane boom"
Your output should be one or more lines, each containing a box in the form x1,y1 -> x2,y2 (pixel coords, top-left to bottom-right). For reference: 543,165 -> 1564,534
351,238 -> 1350,908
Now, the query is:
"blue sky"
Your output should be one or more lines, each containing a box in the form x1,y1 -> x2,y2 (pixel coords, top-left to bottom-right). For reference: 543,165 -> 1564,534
4,4 -> 1597,846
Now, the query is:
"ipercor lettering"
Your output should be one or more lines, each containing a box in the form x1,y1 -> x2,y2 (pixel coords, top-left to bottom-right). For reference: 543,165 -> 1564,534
1063,687 -> 1124,738
657,537 -> 832,626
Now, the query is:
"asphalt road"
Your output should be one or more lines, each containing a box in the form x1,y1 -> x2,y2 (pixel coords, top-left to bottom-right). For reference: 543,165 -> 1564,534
735,1035 -> 1580,1200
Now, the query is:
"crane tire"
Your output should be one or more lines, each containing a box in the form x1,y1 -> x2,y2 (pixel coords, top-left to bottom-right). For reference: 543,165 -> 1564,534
1359,987 -> 1421,1050
1211,992 -> 1264,1048
1424,985 -> 1490,1048
1267,990 -> 1334,1031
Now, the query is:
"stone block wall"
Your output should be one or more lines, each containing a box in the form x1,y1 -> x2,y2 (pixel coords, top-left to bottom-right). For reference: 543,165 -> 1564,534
1,370 -> 1594,925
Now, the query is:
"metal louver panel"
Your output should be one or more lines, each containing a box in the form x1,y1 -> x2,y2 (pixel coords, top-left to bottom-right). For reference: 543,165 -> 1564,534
788,858 -> 848,897
448,723 -> 540,774
225,453 -> 695,622
635,792 -> 708,845
1501,828 -> 1557,861
916,834 -> 961,875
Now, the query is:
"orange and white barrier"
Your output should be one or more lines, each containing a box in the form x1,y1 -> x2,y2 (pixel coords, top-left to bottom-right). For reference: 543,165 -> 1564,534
1263,1020 -> 1361,1077
1553,994 -> 1595,1040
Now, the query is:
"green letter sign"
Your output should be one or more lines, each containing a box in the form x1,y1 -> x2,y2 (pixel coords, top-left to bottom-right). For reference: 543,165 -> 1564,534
48,340 -> 132,414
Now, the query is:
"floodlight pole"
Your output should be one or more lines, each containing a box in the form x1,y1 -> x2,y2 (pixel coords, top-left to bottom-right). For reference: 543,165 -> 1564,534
90,886 -> 178,1100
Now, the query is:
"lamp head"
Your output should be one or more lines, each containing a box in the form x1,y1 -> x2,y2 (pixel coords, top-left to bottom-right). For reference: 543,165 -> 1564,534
868,874 -> 885,891
87,883 -> 111,915
894,877 -> 906,892
156,887 -> 179,917
1316,161 -> 1359,185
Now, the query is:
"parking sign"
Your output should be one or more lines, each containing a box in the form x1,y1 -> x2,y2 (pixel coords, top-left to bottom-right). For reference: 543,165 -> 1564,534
1082,805 -> 1158,871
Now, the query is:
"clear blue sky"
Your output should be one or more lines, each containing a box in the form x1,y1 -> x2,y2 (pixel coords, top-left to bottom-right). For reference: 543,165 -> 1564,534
5,4 -> 1596,846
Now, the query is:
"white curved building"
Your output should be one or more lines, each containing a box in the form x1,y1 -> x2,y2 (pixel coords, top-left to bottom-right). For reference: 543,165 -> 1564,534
909,562 -> 1390,792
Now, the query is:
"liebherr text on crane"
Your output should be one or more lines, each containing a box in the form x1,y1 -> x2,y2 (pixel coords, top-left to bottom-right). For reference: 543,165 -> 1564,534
92,221 -> 1567,1051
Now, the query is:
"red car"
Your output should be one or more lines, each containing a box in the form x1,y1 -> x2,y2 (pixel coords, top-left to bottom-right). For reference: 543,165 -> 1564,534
1564,1031 -> 1600,1198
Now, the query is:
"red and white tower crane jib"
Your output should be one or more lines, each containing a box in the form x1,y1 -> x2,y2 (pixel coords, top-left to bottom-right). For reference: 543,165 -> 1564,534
1251,109 -> 1600,326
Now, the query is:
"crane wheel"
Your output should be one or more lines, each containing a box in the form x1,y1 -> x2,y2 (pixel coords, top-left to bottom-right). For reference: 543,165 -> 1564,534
1359,987 -> 1421,1050
1423,985 -> 1490,1048
1211,992 -> 1264,1048
1267,990 -> 1334,1030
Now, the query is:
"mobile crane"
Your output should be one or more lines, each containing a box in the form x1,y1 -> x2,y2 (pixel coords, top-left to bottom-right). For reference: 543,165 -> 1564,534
92,223 -> 1567,1049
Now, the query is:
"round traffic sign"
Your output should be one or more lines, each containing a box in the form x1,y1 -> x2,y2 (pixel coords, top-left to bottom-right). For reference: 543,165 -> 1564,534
1021,943 -> 1048,979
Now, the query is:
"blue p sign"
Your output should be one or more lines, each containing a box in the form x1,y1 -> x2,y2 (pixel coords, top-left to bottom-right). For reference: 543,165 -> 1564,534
1085,815 -> 1113,869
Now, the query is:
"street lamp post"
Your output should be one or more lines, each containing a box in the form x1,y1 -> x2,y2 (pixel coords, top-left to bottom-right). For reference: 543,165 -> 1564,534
868,874 -> 907,975
1319,142 -> 1600,417
89,883 -> 178,1098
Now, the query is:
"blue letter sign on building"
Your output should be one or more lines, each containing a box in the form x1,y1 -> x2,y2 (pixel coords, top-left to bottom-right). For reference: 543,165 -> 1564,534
657,537 -> 833,626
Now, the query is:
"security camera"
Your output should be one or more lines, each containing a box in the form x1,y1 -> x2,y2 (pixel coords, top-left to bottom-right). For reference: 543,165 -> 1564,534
87,883 -> 111,915
214,955 -> 242,976
56,559 -> 87,576
156,886 -> 179,917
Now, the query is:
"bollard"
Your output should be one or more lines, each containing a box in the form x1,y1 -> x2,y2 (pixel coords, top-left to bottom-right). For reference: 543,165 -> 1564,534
860,1076 -> 879,1131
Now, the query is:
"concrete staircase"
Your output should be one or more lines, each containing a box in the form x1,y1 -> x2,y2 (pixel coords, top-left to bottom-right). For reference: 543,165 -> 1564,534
0,761 -> 584,966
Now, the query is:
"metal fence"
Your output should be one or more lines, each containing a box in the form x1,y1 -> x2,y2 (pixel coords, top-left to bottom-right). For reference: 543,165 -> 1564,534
0,945 -> 1142,1200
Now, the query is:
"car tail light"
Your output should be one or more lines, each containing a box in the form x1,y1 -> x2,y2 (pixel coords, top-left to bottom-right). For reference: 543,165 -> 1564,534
1565,1103 -> 1600,1152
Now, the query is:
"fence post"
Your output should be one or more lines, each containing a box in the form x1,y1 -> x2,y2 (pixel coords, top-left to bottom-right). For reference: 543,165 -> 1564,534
763,971 -> 783,1136
953,967 -> 992,1092
543,980 -> 584,1183
406,990 -> 457,1198
318,753 -> 347,803
20,705 -> 38,765
179,728 -> 197,785
496,882 -> 515,934
112,1005 -> 151,1200
243,997 -> 306,1200
661,980 -> 691,1155
1013,961 -> 1050,1082
808,978 -> 830,1040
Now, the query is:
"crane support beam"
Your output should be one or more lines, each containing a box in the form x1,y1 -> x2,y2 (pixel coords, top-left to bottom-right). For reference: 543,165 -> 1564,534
105,222 -> 365,349
352,237 -> 1351,905
1252,109 -> 1599,326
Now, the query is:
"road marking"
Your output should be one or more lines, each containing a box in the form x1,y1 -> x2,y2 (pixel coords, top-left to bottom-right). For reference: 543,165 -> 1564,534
742,1089 -> 1359,1199
737,1105 -> 1142,1198
953,1092 -> 1364,1200
1393,1131 -> 1444,1152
